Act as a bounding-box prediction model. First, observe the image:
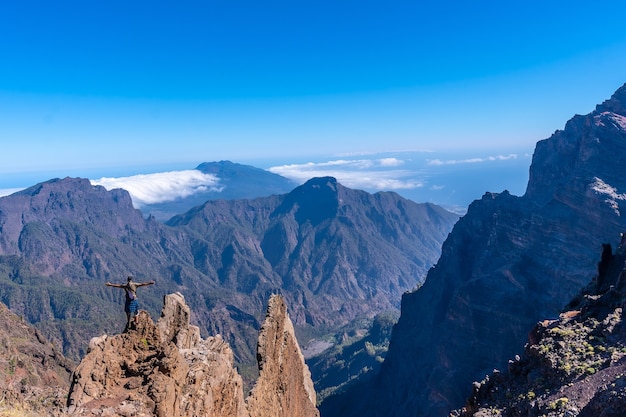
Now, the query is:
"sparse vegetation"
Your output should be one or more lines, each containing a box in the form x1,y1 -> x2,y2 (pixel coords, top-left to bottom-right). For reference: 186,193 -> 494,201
307,310 -> 399,404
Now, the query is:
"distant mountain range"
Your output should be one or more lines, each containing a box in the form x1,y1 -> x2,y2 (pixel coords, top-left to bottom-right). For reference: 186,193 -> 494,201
140,160 -> 297,221
322,83 -> 626,417
0,174 -> 458,385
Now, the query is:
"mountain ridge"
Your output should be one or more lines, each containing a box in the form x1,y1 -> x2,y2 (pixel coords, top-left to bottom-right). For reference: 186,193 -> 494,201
0,174 -> 458,382
323,83 -> 626,417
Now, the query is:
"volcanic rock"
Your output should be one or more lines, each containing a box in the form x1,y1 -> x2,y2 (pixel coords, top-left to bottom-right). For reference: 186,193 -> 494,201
0,301 -> 74,416
325,83 -> 626,417
451,241 -> 626,417
66,293 -> 319,417
247,294 -> 319,417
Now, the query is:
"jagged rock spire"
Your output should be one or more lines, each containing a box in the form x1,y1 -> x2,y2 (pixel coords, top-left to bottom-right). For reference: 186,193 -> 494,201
247,294 -> 319,417
66,293 -> 319,417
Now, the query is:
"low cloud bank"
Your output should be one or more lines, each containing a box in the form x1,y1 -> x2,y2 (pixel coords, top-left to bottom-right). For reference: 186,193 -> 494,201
91,170 -> 222,207
427,154 -> 518,166
0,188 -> 24,198
269,158 -> 423,191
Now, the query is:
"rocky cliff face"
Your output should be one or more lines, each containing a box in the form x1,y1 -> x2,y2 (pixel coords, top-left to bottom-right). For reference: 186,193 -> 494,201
247,294 -> 319,417
325,83 -> 626,417
452,241 -> 626,417
66,293 -> 319,417
0,301 -> 74,416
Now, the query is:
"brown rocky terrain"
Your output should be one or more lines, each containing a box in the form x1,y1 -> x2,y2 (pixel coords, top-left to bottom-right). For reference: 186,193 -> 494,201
451,239 -> 626,417
0,302 -> 74,416
66,292 -> 319,417
247,294 -> 319,417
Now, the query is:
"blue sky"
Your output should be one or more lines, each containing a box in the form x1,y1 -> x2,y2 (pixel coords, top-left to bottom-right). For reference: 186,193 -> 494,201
2,1 -> 626,210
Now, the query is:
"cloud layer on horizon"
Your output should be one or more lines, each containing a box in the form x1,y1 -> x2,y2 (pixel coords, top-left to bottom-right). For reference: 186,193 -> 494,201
0,188 -> 26,198
428,153 -> 517,166
1,151 -> 530,215
268,158 -> 424,191
91,170 -> 222,207
427,154 -> 518,166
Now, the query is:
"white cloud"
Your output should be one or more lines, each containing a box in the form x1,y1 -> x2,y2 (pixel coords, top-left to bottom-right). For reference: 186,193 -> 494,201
379,158 -> 404,167
269,158 -> 423,191
91,170 -> 222,207
427,154 -> 518,166
334,148 -> 435,158
0,188 -> 24,197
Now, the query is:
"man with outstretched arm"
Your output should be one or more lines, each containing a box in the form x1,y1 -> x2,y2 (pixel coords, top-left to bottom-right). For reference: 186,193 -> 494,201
106,276 -> 155,332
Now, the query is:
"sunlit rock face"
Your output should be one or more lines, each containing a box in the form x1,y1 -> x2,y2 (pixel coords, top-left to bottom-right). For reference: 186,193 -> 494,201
246,294 -> 319,417
67,293 -> 319,417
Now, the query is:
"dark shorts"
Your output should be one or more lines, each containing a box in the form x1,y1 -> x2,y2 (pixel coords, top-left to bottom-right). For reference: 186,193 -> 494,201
125,299 -> 139,315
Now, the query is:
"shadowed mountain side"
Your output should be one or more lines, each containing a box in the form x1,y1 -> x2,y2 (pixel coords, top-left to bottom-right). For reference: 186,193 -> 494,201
167,176 -> 459,330
0,175 -> 457,378
322,83 -> 626,417
452,241 -> 626,417
0,301 -> 74,416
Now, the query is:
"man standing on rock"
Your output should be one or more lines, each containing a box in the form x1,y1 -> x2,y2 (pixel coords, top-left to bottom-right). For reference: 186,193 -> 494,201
106,276 -> 155,331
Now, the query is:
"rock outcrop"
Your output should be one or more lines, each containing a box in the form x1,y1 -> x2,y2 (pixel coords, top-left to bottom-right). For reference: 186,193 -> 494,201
451,241 -> 626,417
0,301 -> 74,416
66,293 -> 319,417
247,294 -> 319,417
323,83 -> 626,417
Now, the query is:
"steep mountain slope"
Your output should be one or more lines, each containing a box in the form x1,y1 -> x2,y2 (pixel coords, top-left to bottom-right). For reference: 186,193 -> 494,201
0,175 -> 457,378
324,83 -> 626,417
168,176 -> 457,330
452,241 -> 626,417
140,161 -> 296,221
0,301 -> 73,416
0,177 -> 208,360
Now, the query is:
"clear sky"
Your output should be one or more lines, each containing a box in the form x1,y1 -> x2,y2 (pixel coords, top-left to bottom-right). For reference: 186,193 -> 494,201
2,1 -> 626,206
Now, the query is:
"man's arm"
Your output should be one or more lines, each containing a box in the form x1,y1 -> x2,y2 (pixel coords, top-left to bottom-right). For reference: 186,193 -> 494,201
138,281 -> 155,287
106,282 -> 124,288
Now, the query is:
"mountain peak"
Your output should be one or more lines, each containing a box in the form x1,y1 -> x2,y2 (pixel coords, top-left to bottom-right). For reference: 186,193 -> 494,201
145,161 -> 296,221
196,160 -> 268,177
275,177 -> 341,226
595,82 -> 626,115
